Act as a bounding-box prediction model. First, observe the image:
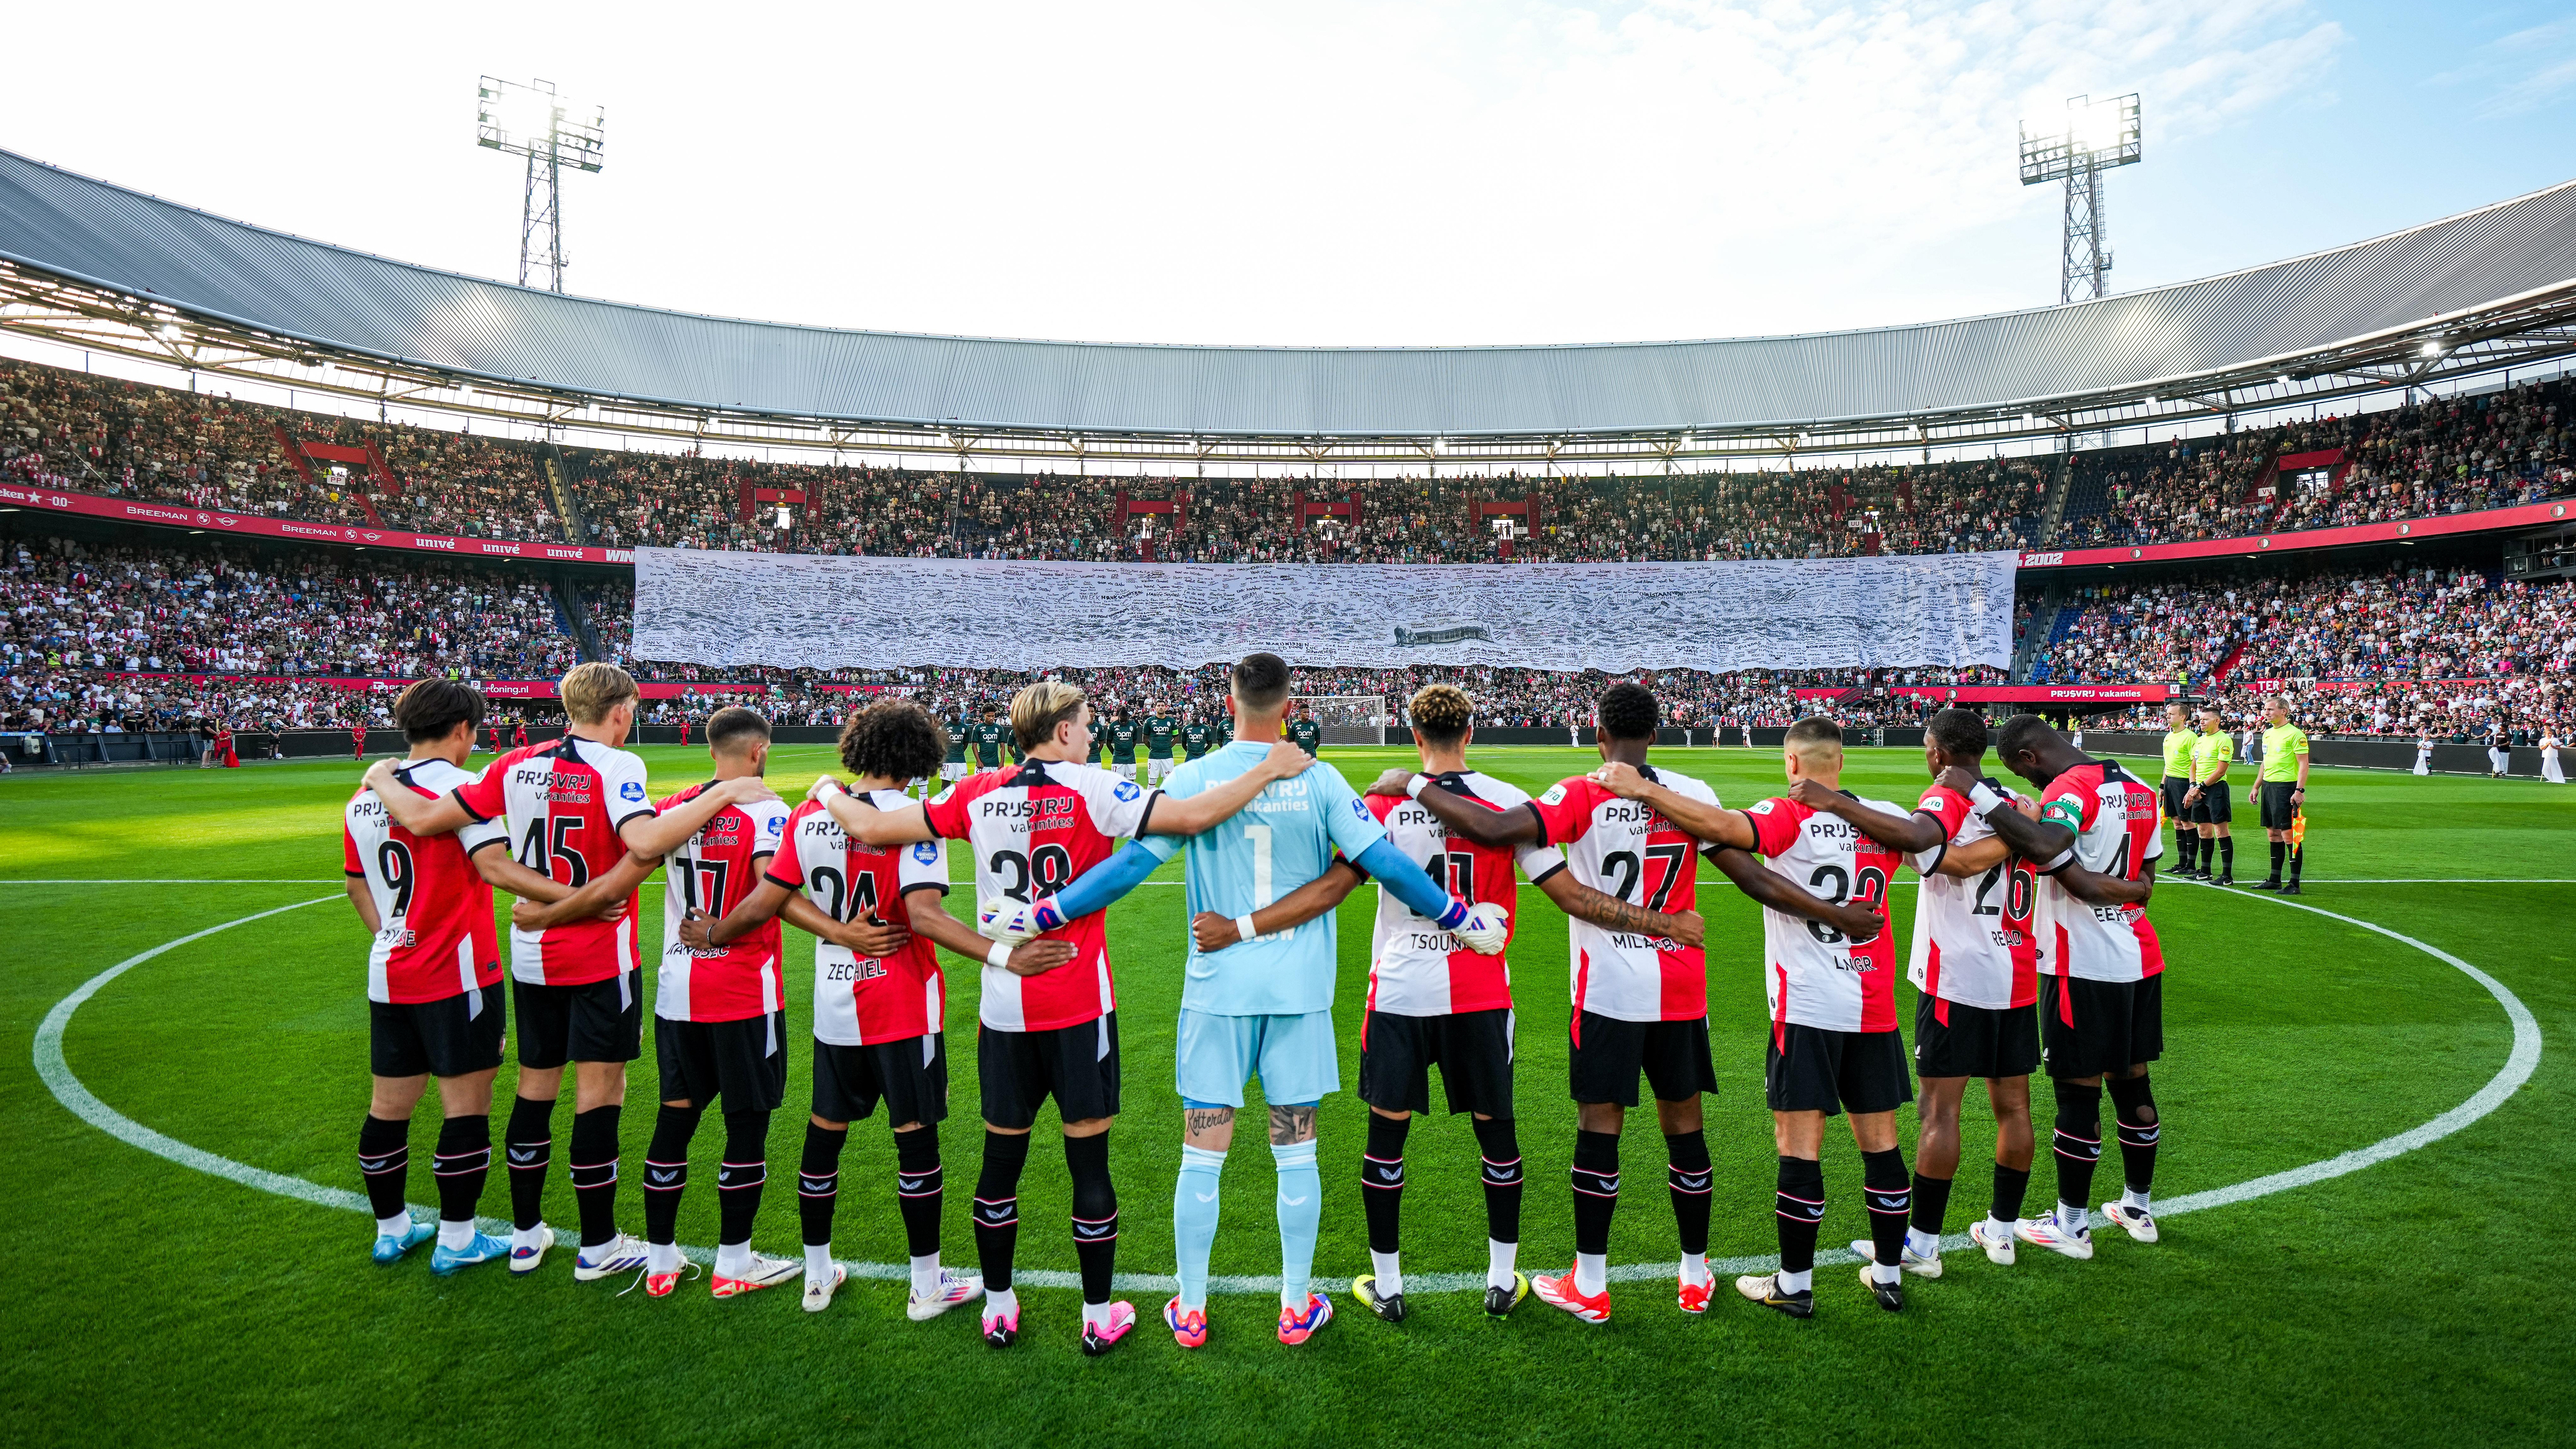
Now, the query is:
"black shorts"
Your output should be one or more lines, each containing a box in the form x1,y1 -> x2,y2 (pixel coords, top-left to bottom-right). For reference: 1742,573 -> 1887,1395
653,1011 -> 788,1112
1358,1008 -> 1514,1118
2041,974 -> 2163,1079
813,1034 -> 951,1126
2259,780 -> 2300,830
2160,777 -> 2191,822
2186,780 -> 2232,824
513,970 -> 643,1070
1913,995 -> 2041,1080
979,1012 -> 1120,1130
1766,1024 -> 1912,1115
369,987 -> 505,1079
1568,1012 -> 1717,1107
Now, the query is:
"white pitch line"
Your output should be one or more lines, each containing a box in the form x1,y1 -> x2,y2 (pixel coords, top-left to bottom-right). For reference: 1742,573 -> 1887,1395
32,885 -> 2546,1295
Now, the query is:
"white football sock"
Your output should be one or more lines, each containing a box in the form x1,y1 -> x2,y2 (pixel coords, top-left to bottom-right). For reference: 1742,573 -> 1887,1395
376,1212 -> 411,1240
1907,1227 -> 1941,1258
1679,1252 -> 1711,1288
1488,1238 -> 1519,1291
437,1219 -> 476,1252
1081,1299 -> 1115,1331
512,1223 -> 545,1252
2058,1201 -> 2090,1233
806,1244 -> 836,1282
910,1252 -> 940,1297
1872,1259 -> 1902,1285
1371,1250 -> 1403,1298
649,1240 -> 685,1276
1574,1252 -> 1607,1297
1776,1267 -> 1812,1295
1988,1213 -> 2017,1234
985,1286 -> 1019,1321
714,1240 -> 751,1279
2123,1186 -> 2152,1212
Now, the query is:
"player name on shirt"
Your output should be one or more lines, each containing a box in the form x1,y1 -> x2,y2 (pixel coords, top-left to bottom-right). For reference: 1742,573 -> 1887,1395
925,760 -> 1157,1032
655,781 -> 790,1022
1364,771 -> 1566,1018
1743,791 -> 1907,1034
2035,759 -> 2165,982
770,792 -> 949,1045
1529,768 -> 1721,1023
343,756 -> 507,1005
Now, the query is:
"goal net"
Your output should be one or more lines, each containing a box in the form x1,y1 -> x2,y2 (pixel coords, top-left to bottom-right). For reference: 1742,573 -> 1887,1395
1291,694 -> 1388,747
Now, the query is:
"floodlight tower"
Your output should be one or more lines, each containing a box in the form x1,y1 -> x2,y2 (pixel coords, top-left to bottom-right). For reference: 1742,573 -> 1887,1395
2019,93 -> 2141,304
476,77 -> 605,293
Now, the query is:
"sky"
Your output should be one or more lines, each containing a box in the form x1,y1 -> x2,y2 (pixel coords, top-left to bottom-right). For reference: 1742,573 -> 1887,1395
5,1 -> 2574,350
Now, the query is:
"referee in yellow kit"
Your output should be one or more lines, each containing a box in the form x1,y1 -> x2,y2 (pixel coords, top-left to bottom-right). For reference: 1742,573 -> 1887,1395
2253,694 -> 2312,895
2182,708 -> 2235,885
2158,701 -> 2200,877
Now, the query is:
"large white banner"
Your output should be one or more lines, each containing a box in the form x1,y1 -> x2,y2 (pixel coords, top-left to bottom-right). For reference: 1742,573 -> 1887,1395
631,548 -> 2017,673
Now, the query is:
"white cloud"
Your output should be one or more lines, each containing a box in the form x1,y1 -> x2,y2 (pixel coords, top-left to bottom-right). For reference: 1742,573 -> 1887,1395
2434,17 -> 2576,119
1,0 -> 2350,346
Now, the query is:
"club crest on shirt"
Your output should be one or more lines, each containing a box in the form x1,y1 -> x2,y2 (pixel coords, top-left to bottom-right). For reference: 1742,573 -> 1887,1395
912,841 -> 941,865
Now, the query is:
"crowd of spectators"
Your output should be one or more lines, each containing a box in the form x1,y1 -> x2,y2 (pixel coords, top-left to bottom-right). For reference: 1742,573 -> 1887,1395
2061,379 -> 2575,548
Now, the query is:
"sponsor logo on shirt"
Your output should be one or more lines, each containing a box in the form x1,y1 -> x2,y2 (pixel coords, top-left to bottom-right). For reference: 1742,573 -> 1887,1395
912,841 -> 940,864
620,780 -> 646,801
1351,797 -> 1370,822
763,814 -> 784,837
1112,781 -> 1141,802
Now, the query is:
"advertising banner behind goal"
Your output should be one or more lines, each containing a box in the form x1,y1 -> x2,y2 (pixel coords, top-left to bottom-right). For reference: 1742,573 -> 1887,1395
631,548 -> 2016,672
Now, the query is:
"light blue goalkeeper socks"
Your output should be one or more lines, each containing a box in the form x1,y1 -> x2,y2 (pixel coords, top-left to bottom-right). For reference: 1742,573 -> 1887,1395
1272,1137 -> 1321,1308
1173,1144 -> 1227,1312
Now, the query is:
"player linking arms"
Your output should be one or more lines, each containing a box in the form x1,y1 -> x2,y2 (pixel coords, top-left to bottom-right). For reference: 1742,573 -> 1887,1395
812,682 -> 1318,1354
995,655 -> 1501,1349
676,700 -> 1057,1317
367,663 -> 778,1281
1936,714 -> 2165,1260
343,680 -> 597,1272
1376,684 -> 1875,1323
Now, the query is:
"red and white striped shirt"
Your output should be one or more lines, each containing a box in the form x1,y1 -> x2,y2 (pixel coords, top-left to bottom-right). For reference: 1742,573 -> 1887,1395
1906,781 -> 2040,1012
654,781 -> 791,1024
769,792 -> 950,1046
1742,792 -> 1906,1035
343,757 -> 506,1005
1529,768 -> 1721,1024
1362,772 -> 1565,1017
451,733 -> 655,987
2034,760 -> 2165,982
923,760 -> 1157,1032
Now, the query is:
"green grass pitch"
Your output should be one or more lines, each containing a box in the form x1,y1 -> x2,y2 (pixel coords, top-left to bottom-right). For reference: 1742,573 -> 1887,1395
2,745 -> 2571,1448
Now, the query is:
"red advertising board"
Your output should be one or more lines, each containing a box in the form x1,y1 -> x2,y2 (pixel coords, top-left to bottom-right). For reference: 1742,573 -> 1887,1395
0,482 -> 634,564
1792,683 -> 2173,703
2015,497 -> 2573,570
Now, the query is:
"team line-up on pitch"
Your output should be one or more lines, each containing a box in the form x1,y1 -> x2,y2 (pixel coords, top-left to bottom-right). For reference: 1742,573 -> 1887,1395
341,653 -> 2194,1351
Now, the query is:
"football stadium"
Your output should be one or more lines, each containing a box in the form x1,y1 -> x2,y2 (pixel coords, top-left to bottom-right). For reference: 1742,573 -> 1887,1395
4,13 -> 2573,1447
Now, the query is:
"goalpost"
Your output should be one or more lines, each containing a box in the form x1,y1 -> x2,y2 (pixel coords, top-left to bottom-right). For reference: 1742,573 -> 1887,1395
1291,694 -> 1389,747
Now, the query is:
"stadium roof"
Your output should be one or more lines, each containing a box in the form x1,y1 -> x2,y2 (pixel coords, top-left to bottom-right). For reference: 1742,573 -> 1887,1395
3,146 -> 2575,466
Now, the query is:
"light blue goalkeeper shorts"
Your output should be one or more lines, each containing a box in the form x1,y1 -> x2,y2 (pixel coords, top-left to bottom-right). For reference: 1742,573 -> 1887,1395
1174,1007 -> 1339,1110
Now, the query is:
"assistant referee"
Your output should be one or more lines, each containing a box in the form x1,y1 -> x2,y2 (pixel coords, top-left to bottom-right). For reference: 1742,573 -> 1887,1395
2253,695 -> 2311,895
2182,708 -> 2235,885
2157,701 -> 2198,877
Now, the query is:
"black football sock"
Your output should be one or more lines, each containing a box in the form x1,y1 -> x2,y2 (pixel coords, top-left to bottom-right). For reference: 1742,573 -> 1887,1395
1065,1130 -> 1118,1306
972,1130 -> 1030,1294
2051,1082 -> 2104,1222
1665,1129 -> 1713,1259
358,1114 -> 411,1224
1861,1147 -> 1911,1269
716,1110 -> 772,1248
1909,1170 -> 1954,1240
504,1095 -> 555,1232
568,1104 -> 623,1250
433,1114 -> 491,1228
894,1125 -> 944,1260
1990,1163 -> 2031,1224
1774,1155 -> 1824,1281
2289,842 -> 2304,881
1361,1112 -> 1411,1256
2216,837 -> 2235,877
1570,1129 -> 1621,1260
2269,841 -> 2287,879
2107,1073 -> 2161,1205
642,1103 -> 703,1246
799,1121 -> 847,1250
2176,831 -> 2198,873
1472,1116 -> 1523,1246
